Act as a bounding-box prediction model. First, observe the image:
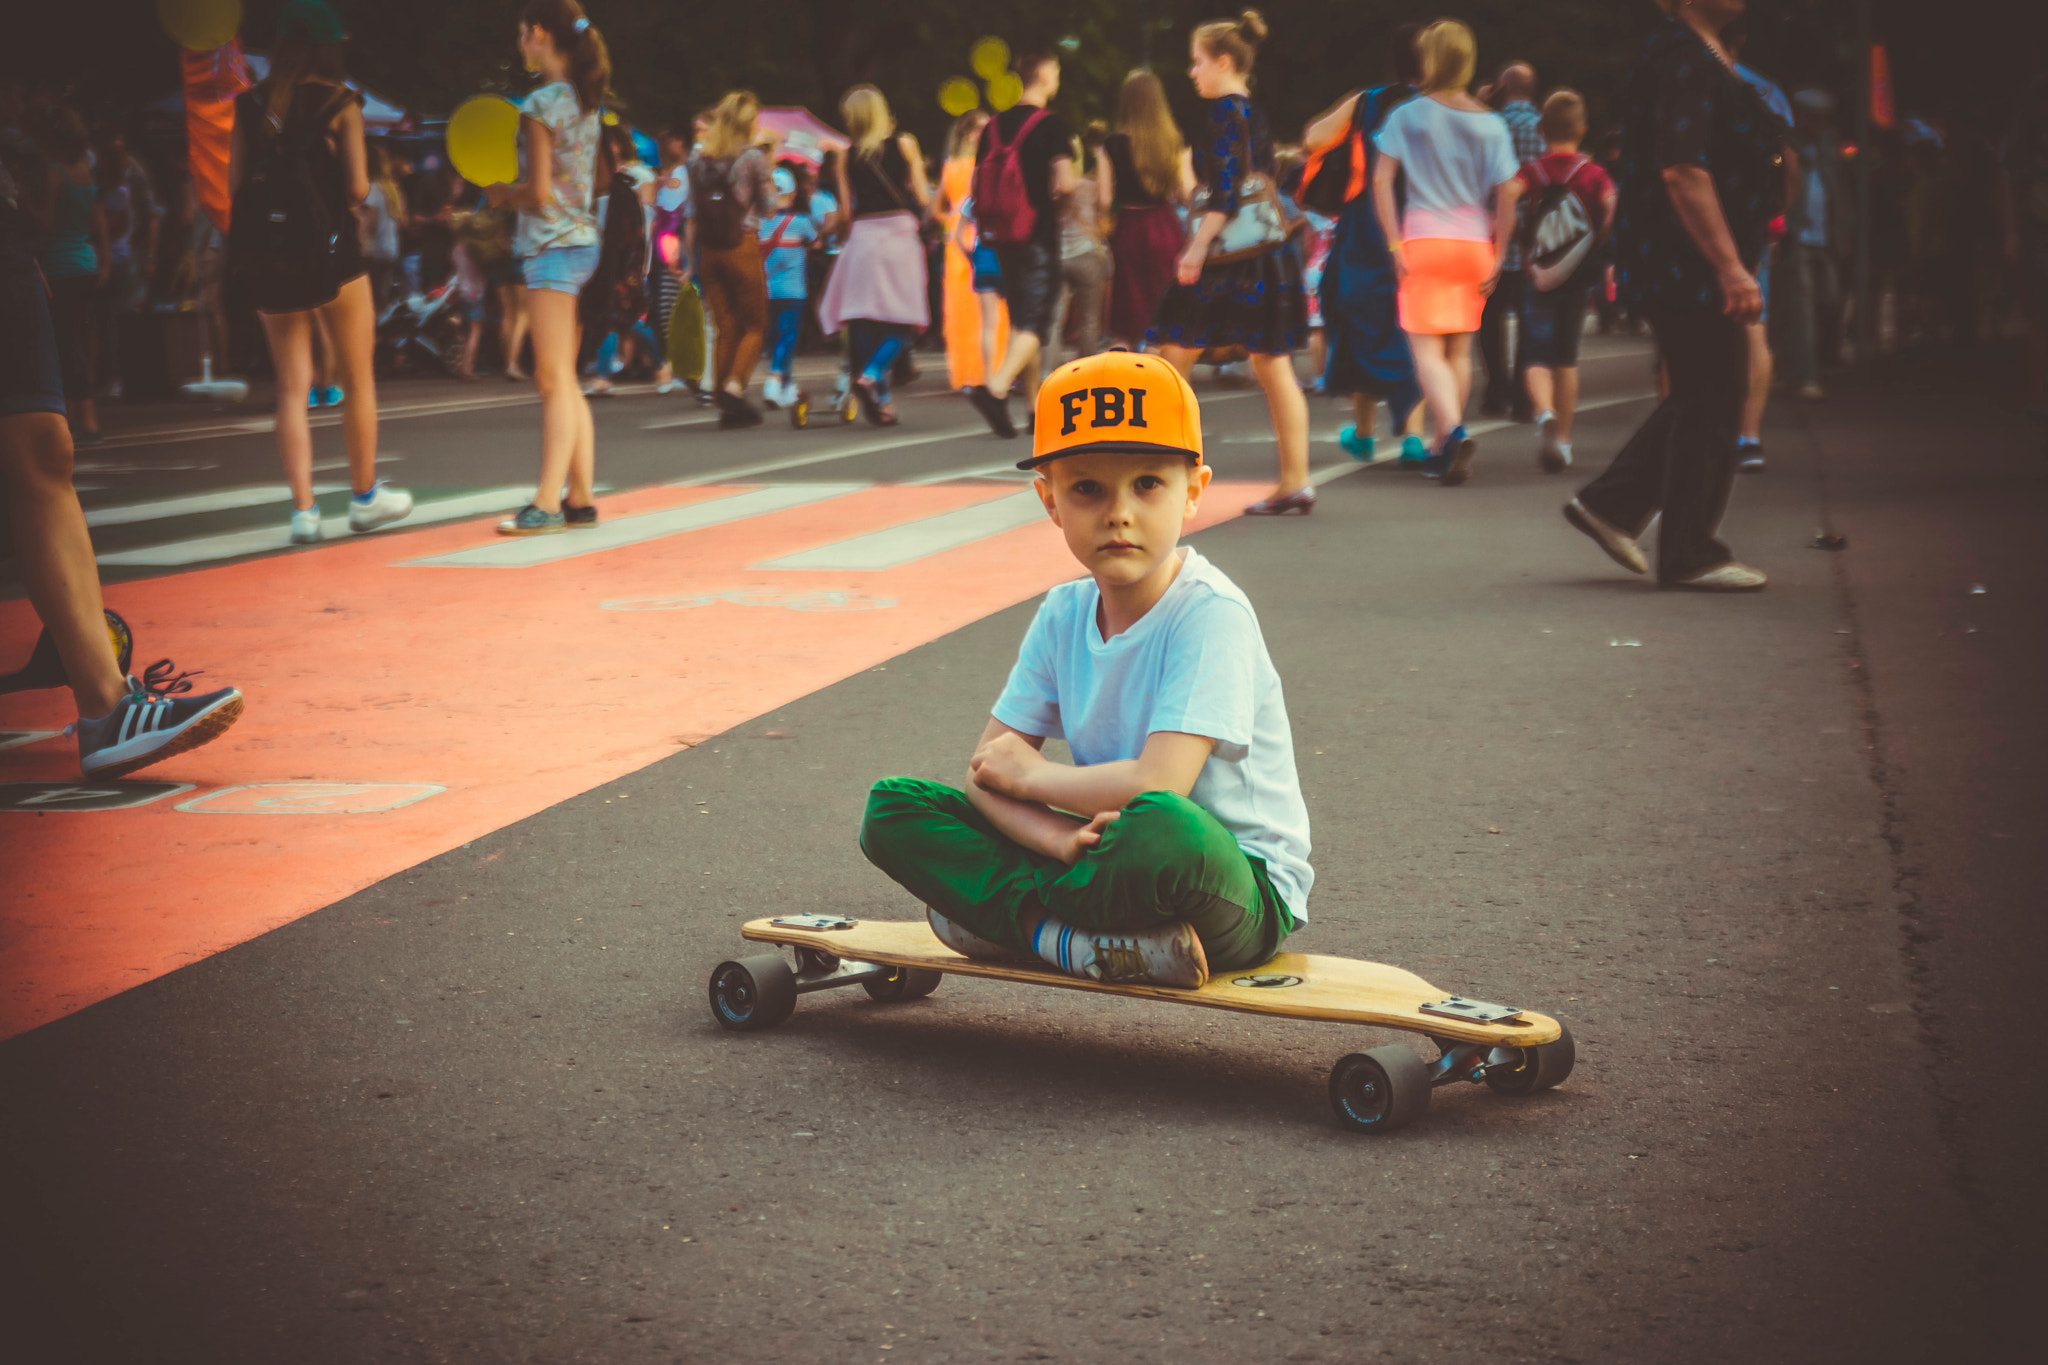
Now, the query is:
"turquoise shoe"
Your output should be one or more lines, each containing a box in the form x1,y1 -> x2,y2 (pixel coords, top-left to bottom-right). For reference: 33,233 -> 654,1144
1338,425 -> 1375,461
1397,434 -> 1429,465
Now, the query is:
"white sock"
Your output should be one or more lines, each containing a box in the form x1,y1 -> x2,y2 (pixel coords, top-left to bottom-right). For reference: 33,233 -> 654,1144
1536,408 -> 1556,426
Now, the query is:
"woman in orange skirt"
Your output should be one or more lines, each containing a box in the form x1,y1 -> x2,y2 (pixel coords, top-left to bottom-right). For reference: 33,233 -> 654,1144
935,111 -> 1008,390
1371,20 -> 1522,485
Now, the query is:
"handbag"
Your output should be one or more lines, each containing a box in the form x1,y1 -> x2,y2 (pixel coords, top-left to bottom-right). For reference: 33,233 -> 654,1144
1195,102 -> 1294,265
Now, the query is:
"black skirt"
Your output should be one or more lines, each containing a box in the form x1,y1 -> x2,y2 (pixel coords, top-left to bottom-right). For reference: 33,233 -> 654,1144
1145,239 -> 1308,355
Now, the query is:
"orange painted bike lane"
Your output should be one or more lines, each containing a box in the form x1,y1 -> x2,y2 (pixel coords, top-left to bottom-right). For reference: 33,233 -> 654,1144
0,480 -> 1258,1038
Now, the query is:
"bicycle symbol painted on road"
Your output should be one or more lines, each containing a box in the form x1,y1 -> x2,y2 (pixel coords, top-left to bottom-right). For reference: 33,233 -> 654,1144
600,588 -> 898,614
175,783 -> 447,815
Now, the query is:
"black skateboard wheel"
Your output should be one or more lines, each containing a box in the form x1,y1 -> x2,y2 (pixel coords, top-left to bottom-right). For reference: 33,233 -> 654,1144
1483,1022 -> 1575,1095
709,953 -> 798,1032
861,966 -> 942,1003
1329,1045 -> 1432,1134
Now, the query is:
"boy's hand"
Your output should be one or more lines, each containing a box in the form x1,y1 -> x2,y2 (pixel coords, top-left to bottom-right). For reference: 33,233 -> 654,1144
1059,810 -> 1121,865
968,730 -> 1044,800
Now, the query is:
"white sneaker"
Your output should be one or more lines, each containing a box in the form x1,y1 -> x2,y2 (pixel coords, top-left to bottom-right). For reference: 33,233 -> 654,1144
1031,915 -> 1209,989
1537,411 -> 1569,473
761,376 -> 785,409
926,907 -> 1030,962
1667,561 -> 1768,592
347,483 -> 414,534
289,508 -> 324,544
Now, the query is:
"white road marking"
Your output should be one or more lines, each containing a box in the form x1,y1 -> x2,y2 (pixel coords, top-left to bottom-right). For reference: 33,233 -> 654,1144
670,425 -> 992,486
757,491 -> 1048,572
84,484 -> 346,527
405,483 -> 868,568
96,487 -> 535,567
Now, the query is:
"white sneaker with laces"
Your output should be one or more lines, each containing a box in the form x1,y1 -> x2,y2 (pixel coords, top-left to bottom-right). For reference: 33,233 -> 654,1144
1030,915 -> 1209,989
348,483 -> 415,533
289,508 -> 323,544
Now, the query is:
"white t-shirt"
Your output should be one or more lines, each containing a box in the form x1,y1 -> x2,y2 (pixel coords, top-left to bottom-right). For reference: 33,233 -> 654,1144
1373,95 -> 1520,242
992,548 -> 1314,920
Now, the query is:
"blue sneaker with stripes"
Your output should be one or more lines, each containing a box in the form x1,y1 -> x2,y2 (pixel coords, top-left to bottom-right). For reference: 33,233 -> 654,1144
73,661 -> 244,779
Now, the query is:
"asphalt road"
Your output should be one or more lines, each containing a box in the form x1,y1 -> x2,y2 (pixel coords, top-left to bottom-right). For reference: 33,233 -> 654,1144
2,338 -> 2041,1364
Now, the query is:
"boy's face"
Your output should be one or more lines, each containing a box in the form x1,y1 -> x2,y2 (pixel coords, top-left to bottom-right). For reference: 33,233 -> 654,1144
1035,451 -> 1211,588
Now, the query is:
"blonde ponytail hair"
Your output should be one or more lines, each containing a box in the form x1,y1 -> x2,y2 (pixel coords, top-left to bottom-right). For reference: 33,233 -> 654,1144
1192,9 -> 1269,73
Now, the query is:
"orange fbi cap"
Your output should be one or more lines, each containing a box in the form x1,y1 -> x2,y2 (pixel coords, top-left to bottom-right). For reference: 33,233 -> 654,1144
1019,351 -> 1203,470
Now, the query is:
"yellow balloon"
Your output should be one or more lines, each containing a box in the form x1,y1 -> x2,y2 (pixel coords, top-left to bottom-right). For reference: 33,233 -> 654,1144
970,36 -> 1011,82
938,78 -> 980,118
157,0 -> 243,52
447,95 -> 522,189
986,73 -> 1024,113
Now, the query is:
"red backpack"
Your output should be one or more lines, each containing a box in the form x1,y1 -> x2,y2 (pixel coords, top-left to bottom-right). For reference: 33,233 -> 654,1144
971,108 -> 1052,246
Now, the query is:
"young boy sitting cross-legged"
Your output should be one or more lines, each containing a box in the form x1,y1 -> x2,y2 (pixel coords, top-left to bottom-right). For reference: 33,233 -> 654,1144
859,351 -> 1312,990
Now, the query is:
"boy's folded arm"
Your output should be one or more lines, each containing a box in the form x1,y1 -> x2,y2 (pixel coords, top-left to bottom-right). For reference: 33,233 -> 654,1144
963,718 -> 1082,862
976,728 -> 1216,817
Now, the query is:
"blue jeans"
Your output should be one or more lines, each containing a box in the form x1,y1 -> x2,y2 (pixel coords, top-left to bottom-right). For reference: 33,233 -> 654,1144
848,320 -> 914,399
769,297 -> 804,375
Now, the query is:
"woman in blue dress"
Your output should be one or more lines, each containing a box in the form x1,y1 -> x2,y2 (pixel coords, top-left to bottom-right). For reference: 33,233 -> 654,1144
1147,10 -> 1312,515
1305,23 -> 1427,464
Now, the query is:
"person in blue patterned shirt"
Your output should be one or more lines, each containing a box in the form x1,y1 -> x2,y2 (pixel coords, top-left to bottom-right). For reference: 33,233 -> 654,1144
1479,62 -> 1545,418
1561,0 -> 1780,593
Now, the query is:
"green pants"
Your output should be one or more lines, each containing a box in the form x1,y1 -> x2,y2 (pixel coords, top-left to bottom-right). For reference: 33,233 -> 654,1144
858,777 -> 1297,973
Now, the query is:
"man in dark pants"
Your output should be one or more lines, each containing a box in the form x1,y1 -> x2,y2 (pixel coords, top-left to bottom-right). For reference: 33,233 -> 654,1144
1562,0 -> 1774,592
1479,62 -> 1543,419
965,53 -> 1075,439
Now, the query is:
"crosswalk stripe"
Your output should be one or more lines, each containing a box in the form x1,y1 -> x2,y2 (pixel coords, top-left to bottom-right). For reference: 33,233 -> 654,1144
85,484 -> 346,527
95,487 -> 535,567
756,491 -> 1048,572
672,424 -> 992,486
404,483 -> 869,568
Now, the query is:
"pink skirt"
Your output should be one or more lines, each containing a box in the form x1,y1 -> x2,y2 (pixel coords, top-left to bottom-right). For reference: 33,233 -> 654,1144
818,212 -> 930,335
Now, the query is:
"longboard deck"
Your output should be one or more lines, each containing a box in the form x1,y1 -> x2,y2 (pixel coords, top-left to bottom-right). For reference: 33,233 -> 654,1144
740,918 -> 1561,1047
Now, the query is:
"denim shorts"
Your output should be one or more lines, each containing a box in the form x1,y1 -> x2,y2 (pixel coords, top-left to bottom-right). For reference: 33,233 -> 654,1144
521,245 -> 600,297
1519,283 -> 1590,368
1754,260 -> 1771,326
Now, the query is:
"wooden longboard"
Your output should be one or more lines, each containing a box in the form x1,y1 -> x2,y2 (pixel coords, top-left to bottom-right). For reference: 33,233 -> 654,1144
740,917 -> 1561,1048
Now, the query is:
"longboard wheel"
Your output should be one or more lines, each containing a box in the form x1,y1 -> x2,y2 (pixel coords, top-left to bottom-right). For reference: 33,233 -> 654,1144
841,392 -> 859,423
1482,1021 -> 1575,1095
1329,1045 -> 1432,1134
709,953 -> 798,1032
789,391 -> 809,428
862,966 -> 942,1003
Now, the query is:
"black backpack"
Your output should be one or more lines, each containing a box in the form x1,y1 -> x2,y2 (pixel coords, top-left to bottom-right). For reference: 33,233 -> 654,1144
229,84 -> 356,310
579,170 -> 650,331
691,154 -> 746,251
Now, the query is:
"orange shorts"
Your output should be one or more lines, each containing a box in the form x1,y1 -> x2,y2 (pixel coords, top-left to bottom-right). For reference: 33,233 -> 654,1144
1397,238 -> 1494,335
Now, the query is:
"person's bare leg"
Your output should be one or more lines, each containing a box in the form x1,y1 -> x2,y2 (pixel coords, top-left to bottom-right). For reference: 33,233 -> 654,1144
1526,364 -> 1556,419
1407,332 -> 1461,447
528,289 -> 584,514
0,412 -> 124,717
567,318 -> 596,507
502,284 -> 530,380
309,307 -> 334,396
1447,332 -> 1474,416
989,328 -> 1042,400
260,310 -> 318,510
978,290 -> 1000,382
1351,391 -> 1378,434
320,276 -> 380,495
1554,366 -> 1580,441
1401,400 -> 1425,437
1308,328 -> 1326,385
1151,343 -> 1197,379
1249,351 -> 1310,495
1741,320 -> 1771,440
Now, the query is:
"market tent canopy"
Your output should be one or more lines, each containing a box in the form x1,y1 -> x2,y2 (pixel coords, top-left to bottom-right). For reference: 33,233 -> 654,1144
757,106 -> 848,167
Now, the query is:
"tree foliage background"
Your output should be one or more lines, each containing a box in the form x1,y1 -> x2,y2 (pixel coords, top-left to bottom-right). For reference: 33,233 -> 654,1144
13,1 -> 2046,148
